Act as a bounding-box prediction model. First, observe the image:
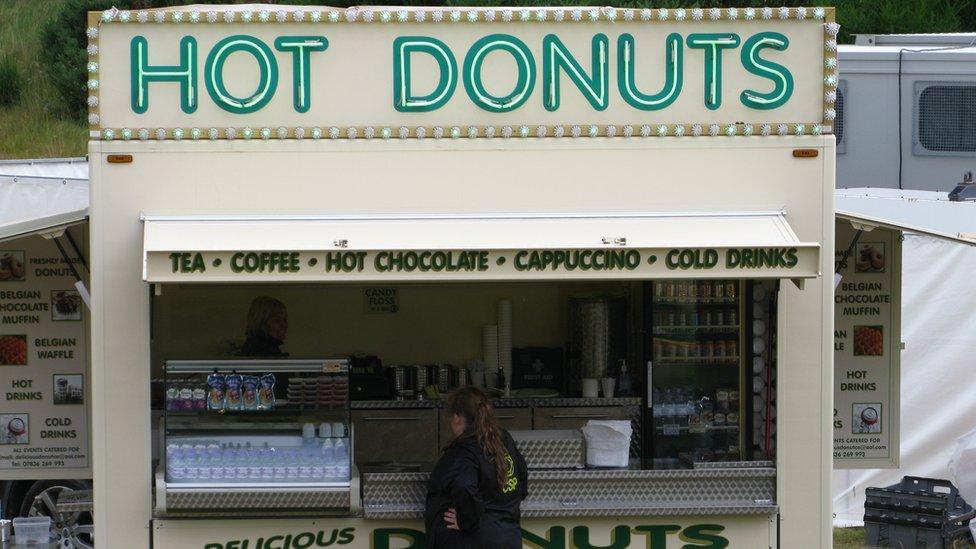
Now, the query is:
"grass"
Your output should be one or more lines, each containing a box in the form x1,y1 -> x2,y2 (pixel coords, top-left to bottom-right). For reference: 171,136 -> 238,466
834,527 -> 976,548
0,0 -> 86,160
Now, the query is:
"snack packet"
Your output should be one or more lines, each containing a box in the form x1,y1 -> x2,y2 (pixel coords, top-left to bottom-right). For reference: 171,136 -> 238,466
178,385 -> 194,410
258,373 -> 276,411
166,385 -> 179,411
242,375 -> 259,411
225,374 -> 243,410
192,385 -> 207,410
207,373 -> 226,411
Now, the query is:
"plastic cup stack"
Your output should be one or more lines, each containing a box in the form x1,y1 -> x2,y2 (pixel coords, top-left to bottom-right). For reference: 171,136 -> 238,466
498,300 -> 513,396
482,325 -> 499,388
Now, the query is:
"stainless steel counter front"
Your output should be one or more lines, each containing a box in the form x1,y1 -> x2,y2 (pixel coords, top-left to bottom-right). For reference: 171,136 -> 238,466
360,462 -> 777,520
351,397 -> 641,409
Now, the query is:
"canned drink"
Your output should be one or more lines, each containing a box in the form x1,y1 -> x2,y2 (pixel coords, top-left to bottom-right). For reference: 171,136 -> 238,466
689,282 -> 697,298
667,312 -> 676,325
713,310 -> 724,326
654,283 -> 664,297
726,282 -> 737,299
714,413 -> 726,426
690,311 -> 699,326
713,281 -> 724,298
729,390 -> 740,410
726,340 -> 738,357
666,281 -> 676,297
677,312 -> 686,326
728,309 -> 738,326
727,412 -> 739,425
702,310 -> 712,326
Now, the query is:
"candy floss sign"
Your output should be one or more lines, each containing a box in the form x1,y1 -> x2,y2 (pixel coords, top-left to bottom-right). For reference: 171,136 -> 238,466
87,6 -> 838,141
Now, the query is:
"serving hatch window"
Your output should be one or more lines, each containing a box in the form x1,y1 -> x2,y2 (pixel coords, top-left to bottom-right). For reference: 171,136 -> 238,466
149,279 -> 778,470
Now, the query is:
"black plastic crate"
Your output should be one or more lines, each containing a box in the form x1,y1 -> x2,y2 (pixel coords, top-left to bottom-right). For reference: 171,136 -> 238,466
864,476 -> 975,548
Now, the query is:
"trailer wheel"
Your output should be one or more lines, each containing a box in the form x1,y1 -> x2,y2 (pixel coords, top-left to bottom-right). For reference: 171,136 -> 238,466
20,479 -> 93,549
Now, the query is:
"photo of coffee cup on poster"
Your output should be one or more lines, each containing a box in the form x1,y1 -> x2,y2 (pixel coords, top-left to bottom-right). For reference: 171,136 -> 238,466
833,223 -> 900,469
0,236 -> 89,471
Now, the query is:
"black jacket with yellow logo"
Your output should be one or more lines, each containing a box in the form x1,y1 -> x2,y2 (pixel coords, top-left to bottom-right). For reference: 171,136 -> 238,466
425,429 -> 528,549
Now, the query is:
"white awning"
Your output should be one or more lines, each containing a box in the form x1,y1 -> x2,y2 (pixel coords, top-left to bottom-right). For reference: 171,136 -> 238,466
142,212 -> 821,283
0,173 -> 89,243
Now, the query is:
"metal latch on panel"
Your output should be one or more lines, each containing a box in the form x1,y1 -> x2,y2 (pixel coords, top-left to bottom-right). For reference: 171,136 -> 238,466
601,237 -> 627,246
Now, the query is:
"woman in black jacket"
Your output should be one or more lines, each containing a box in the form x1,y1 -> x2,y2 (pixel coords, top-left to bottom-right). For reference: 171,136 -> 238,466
425,387 -> 528,549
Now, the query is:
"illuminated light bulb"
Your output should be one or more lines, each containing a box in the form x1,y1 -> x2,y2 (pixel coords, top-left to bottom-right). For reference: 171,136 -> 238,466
363,127 -> 375,139
760,124 -> 772,136
277,127 -> 289,139
518,125 -> 529,138
259,127 -> 270,140
155,128 -> 166,140
86,27 -> 98,39
396,10 -> 409,22
328,127 -> 340,139
503,10 -> 514,22
484,126 -> 496,138
190,127 -> 202,140
431,10 -> 443,22
553,126 -> 565,138
501,126 -> 513,138
87,79 -> 99,90
825,22 -> 840,36
188,11 -> 201,23
102,129 -> 114,140
761,7 -> 773,20
640,125 -> 652,137
777,124 -> 789,136
87,114 -> 99,125
361,10 -> 374,23
137,11 -> 149,23
450,127 -> 461,139
398,126 -> 410,139
208,128 -> 219,140
606,125 -> 617,137
467,126 -> 478,138
825,91 -> 837,103
138,128 -> 149,141
588,125 -> 599,137
570,125 -> 582,138
824,108 -> 837,120
345,8 -> 358,23
825,58 -> 838,69
380,10 -> 392,22
742,124 -> 754,136
433,126 -> 445,139
604,8 -> 617,22
240,11 -> 253,23
587,8 -> 600,21
328,10 -> 340,23
173,128 -> 184,140
691,9 -> 704,21
691,124 -> 703,137
796,7 -> 808,19
414,10 -> 426,23
449,10 -> 461,23
87,96 -> 98,107
639,9 -> 652,21
536,126 -> 547,138
794,124 -> 806,135
812,124 -> 823,135
814,7 -> 826,20
226,128 -> 238,140
346,127 -> 358,139
778,7 -> 790,19
171,11 -> 184,23
657,125 -> 669,137
674,8 -> 687,21
674,124 -> 686,137
101,10 -> 115,23
825,75 -> 838,87
87,62 -> 98,73
707,124 -> 719,137
622,125 -> 634,138
311,127 -> 322,139
622,9 -> 635,21
415,127 -> 427,139
519,9 -> 531,22
380,127 -> 392,139
744,8 -> 756,20
726,124 -> 738,136
223,12 -> 235,23
484,10 -> 497,22
709,8 -> 721,20
119,11 -> 131,23
206,11 -> 218,23
241,127 -> 253,139
657,9 -> 669,21
121,128 -> 133,140
292,11 -> 306,23
570,9 -> 582,22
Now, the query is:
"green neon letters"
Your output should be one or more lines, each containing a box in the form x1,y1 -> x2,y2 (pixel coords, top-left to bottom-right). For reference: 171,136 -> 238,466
740,32 -> 794,110
205,35 -> 279,114
274,36 -> 328,113
130,36 -> 198,114
542,34 -> 609,111
463,34 -> 536,112
393,37 -> 458,112
128,31 -> 798,116
618,33 -> 683,111
687,33 -> 741,110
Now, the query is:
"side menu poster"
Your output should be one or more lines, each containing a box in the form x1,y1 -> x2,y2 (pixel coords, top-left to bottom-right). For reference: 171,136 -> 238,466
0,234 -> 89,474
833,221 -> 901,469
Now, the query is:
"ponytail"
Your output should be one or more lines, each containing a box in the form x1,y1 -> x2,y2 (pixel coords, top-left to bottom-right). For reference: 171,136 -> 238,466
446,387 -> 510,492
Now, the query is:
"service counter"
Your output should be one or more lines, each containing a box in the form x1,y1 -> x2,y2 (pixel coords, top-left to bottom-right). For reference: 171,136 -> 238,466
361,461 -> 776,520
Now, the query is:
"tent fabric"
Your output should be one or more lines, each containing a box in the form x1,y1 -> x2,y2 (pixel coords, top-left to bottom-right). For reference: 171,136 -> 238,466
833,233 -> 976,526
0,158 -> 89,242
0,176 -> 89,242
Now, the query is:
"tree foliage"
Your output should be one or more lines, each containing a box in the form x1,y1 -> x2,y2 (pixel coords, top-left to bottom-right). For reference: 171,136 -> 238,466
39,0 -> 976,122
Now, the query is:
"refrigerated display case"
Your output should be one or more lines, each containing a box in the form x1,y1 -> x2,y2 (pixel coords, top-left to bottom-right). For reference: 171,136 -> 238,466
155,359 -> 354,517
646,280 -> 750,468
